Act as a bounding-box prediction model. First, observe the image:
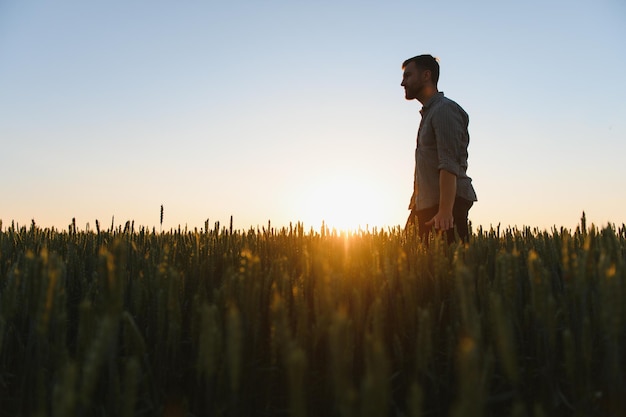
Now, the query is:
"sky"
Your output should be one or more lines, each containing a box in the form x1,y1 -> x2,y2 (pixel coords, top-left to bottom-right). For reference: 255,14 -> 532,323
1,0 -> 625,232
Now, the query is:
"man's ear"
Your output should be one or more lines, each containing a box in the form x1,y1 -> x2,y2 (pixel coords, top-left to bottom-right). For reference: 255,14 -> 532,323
422,69 -> 432,81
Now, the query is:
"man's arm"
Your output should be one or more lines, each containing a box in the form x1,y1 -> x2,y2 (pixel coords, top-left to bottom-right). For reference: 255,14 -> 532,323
425,169 -> 456,231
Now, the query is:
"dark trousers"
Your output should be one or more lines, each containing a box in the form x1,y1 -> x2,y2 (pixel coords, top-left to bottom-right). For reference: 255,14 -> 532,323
407,197 -> 473,243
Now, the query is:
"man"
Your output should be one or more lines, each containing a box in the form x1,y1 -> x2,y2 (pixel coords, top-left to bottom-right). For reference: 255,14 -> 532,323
402,54 -> 477,242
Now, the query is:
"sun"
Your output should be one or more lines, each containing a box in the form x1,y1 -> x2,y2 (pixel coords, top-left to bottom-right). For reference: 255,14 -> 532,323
295,174 -> 387,232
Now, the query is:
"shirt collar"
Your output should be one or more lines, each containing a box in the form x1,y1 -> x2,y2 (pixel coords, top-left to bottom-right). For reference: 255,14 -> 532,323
419,91 -> 444,115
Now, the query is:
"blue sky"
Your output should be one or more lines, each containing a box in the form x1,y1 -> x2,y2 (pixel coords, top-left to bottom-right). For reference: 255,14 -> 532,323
1,0 -> 625,231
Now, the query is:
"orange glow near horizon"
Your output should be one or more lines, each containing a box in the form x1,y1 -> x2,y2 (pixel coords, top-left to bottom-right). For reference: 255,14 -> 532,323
295,174 -> 387,232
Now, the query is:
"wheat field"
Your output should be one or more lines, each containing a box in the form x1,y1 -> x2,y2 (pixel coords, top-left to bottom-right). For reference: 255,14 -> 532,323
0,214 -> 624,416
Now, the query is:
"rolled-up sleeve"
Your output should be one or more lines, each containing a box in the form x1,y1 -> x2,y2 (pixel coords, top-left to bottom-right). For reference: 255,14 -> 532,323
432,102 -> 469,177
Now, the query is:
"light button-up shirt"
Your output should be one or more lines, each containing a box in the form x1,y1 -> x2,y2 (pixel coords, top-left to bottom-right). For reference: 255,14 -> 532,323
414,92 -> 477,210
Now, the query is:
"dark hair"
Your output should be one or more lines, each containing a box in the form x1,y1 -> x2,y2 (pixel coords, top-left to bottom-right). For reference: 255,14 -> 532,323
402,54 -> 440,85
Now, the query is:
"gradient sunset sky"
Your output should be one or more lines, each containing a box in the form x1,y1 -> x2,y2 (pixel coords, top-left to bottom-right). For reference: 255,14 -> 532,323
1,0 -> 625,231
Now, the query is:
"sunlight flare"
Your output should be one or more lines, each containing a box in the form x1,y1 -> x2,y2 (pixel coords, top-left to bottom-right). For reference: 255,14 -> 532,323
296,174 -> 386,232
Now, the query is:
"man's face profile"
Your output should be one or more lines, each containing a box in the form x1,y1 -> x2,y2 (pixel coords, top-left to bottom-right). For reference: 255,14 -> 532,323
401,61 -> 423,101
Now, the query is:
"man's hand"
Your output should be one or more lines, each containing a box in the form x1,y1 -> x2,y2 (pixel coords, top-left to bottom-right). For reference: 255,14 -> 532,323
426,169 -> 457,231
425,211 -> 454,231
